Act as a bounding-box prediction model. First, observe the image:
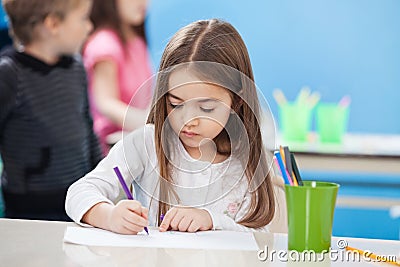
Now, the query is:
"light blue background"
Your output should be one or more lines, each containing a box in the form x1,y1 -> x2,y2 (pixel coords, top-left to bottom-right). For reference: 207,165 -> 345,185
146,0 -> 400,134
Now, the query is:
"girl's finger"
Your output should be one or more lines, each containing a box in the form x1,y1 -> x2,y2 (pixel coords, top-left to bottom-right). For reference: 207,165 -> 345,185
125,200 -> 143,214
159,208 -> 178,232
141,207 -> 149,219
178,217 -> 193,232
121,221 -> 143,234
187,220 -> 200,233
123,210 -> 148,227
169,211 -> 184,230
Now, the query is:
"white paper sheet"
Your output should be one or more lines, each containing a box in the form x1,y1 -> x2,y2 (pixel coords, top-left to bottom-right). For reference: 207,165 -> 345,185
64,227 -> 259,251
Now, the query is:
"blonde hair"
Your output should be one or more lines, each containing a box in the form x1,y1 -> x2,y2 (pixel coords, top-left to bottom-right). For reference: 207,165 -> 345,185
2,0 -> 83,45
147,19 -> 275,229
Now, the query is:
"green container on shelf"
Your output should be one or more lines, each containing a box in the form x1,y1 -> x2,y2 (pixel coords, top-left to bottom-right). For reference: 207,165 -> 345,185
279,103 -> 313,142
316,103 -> 349,143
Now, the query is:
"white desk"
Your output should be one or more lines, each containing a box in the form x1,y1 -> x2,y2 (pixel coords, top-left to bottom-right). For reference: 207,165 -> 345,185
0,219 -> 399,266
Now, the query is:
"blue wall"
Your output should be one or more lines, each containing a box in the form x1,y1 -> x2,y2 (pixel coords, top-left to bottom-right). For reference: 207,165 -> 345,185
0,5 -> 11,49
0,5 -> 7,29
146,0 -> 400,134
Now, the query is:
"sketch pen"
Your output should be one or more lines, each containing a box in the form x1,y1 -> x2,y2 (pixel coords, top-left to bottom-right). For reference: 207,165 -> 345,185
113,166 -> 149,235
274,151 -> 292,185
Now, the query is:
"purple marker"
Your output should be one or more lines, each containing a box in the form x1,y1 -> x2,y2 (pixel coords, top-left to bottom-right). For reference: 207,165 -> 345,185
113,166 -> 149,235
160,214 -> 164,222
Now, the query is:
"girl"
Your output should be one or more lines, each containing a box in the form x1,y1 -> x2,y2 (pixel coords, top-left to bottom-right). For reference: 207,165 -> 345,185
83,0 -> 152,154
66,19 -> 286,234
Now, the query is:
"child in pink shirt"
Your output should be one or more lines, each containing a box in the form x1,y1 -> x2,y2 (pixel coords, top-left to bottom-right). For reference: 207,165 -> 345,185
83,0 -> 152,154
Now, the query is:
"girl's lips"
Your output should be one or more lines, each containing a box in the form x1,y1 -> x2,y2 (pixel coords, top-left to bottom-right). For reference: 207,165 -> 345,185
181,131 -> 198,138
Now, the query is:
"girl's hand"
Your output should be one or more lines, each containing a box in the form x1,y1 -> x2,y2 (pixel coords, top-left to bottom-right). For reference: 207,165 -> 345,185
159,207 -> 213,232
108,200 -> 149,235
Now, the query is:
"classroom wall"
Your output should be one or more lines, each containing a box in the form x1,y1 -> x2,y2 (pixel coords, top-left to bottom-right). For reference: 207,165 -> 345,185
146,0 -> 400,134
0,5 -> 11,49
0,5 -> 7,29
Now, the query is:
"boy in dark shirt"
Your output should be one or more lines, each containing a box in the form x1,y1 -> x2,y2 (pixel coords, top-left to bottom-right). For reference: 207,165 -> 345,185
0,0 -> 102,220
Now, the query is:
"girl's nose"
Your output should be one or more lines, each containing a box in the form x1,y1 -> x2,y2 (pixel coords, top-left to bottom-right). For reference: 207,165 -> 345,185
87,20 -> 93,34
182,106 -> 200,127
184,117 -> 200,127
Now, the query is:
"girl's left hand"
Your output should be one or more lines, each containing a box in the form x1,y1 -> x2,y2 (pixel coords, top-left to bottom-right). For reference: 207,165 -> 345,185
159,207 -> 213,232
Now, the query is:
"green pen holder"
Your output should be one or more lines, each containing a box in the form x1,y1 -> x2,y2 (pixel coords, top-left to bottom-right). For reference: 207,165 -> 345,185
316,103 -> 349,143
279,103 -> 313,142
285,181 -> 339,253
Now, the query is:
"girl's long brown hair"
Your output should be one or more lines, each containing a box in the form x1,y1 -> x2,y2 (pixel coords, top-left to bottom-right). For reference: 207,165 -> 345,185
88,0 -> 146,45
147,19 -> 275,228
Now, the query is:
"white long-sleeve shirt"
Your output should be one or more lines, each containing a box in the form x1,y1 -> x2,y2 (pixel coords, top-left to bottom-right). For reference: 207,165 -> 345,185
66,124 -> 286,232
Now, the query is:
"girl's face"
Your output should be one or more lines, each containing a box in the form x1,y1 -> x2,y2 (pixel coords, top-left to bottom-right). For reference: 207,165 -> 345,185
117,0 -> 148,26
166,69 -> 233,151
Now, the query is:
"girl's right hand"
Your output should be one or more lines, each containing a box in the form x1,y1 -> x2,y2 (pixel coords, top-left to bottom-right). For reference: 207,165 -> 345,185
108,200 -> 149,235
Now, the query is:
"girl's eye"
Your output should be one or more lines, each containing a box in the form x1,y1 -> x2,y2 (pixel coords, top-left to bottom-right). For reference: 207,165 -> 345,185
169,102 -> 183,109
200,107 -> 215,113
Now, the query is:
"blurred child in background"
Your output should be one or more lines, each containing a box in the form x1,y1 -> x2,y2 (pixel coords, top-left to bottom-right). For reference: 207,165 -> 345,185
83,0 -> 153,154
0,0 -> 101,220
